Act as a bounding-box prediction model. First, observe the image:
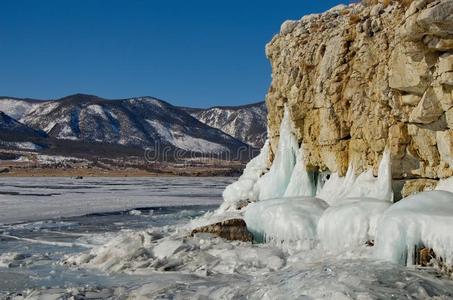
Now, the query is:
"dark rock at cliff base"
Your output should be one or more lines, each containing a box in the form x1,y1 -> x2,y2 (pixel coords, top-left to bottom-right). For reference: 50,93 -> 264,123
191,219 -> 253,242
415,246 -> 453,276
0,168 -> 10,174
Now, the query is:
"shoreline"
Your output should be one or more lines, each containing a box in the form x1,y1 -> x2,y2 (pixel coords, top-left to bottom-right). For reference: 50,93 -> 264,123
0,167 -> 240,177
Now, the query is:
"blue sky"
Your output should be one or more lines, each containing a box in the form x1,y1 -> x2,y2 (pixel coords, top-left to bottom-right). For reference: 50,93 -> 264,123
0,0 -> 348,107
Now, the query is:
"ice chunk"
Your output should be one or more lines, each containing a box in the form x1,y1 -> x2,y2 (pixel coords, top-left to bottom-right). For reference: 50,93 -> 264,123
244,197 -> 329,249
65,228 -> 286,276
153,239 -> 188,259
375,191 -> 453,266
317,149 -> 393,205
284,146 -> 316,197
219,140 -> 270,212
318,198 -> 391,250
65,230 -> 155,272
256,107 -> 299,201
128,210 -> 142,216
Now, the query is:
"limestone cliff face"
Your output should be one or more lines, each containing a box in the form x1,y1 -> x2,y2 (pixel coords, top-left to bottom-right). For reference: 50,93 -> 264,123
265,0 -> 453,196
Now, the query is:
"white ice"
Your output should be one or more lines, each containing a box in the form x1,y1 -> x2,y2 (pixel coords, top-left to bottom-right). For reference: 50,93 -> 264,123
219,140 -> 270,211
375,190 -> 453,266
255,107 -> 299,201
0,177 -> 232,224
316,149 -> 393,205
284,146 -> 316,197
16,174 -> 452,299
244,197 -> 328,248
317,198 -> 391,251
64,228 -> 286,275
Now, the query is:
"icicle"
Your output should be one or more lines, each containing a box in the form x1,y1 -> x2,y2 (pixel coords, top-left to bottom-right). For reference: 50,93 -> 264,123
284,146 -> 316,197
256,106 -> 299,201
316,163 -> 356,205
316,148 -> 393,205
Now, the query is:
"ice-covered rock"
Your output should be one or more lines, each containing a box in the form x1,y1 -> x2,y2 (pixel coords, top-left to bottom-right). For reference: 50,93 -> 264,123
244,197 -> 328,248
375,191 -> 453,266
318,198 -> 391,251
256,107 -> 299,201
220,140 -> 270,211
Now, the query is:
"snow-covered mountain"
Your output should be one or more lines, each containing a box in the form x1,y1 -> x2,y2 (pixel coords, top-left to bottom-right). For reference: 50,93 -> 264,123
0,97 -> 42,120
0,112 -> 47,150
185,102 -> 267,148
0,94 -> 251,155
0,111 -> 44,137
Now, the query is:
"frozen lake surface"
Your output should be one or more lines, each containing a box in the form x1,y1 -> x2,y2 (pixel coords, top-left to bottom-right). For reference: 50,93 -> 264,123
0,177 -> 233,224
1,177 -> 453,299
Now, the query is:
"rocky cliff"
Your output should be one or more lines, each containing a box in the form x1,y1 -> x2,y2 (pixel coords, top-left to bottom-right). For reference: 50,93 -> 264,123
265,0 -> 453,197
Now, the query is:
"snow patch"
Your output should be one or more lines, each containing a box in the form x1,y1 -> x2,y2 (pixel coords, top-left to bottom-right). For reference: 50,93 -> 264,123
86,105 -> 108,120
0,99 -> 40,119
0,141 -> 42,151
146,119 -> 227,153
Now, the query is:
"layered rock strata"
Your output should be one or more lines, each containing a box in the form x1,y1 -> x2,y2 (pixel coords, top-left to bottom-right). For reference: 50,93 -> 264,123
265,0 -> 453,196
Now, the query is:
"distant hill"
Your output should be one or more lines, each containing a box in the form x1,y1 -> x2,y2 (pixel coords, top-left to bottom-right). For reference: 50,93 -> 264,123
0,94 -> 266,161
0,112 -> 47,151
183,101 -> 267,148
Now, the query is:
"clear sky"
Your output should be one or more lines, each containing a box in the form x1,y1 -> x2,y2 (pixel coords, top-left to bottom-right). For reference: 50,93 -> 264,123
0,0 -> 348,108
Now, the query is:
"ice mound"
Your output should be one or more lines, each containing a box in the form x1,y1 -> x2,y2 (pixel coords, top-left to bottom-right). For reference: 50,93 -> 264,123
284,146 -> 316,197
317,149 -> 393,205
244,197 -> 328,248
219,140 -> 270,212
375,190 -> 453,266
255,107 -> 299,201
64,227 -> 285,275
317,198 -> 391,251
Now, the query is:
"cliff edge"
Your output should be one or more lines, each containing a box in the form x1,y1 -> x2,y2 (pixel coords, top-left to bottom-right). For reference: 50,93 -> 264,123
265,0 -> 453,197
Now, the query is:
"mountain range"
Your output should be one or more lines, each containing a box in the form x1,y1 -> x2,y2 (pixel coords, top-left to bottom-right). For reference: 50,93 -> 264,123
183,101 -> 267,148
0,94 -> 267,161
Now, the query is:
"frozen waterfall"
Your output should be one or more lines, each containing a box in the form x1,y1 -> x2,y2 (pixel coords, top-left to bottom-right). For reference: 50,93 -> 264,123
255,107 -> 299,201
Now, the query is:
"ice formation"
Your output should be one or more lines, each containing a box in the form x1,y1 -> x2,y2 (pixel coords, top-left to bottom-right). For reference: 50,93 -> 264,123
244,197 -> 328,248
316,149 -> 393,205
284,146 -> 316,197
317,198 -> 391,250
255,107 -> 299,201
375,190 -> 453,266
219,140 -> 270,212
65,228 -> 285,275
